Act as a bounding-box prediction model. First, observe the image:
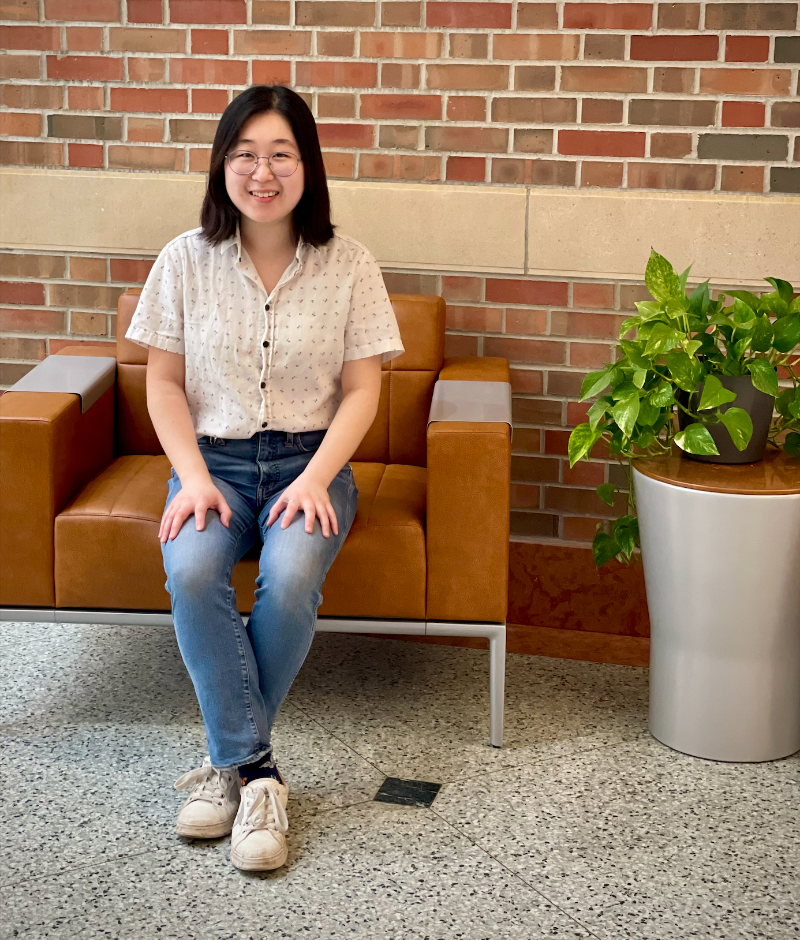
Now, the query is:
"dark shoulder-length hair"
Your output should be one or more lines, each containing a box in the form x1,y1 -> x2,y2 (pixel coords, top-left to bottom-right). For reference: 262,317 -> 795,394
200,85 -> 334,248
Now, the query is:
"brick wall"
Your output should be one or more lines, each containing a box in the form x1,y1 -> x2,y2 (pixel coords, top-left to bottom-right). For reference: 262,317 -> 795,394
1,0 -> 798,545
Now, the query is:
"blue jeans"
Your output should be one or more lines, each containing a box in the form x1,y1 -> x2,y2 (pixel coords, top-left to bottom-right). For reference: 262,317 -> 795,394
161,430 -> 358,769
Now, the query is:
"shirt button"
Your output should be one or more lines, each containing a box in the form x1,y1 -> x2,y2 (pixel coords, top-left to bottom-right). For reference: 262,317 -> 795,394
262,422 -> 267,428
263,340 -> 269,348
264,303 -> 270,311
260,382 -> 266,389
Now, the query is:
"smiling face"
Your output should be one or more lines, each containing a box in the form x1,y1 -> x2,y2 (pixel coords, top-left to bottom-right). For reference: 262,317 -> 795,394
223,110 -> 305,236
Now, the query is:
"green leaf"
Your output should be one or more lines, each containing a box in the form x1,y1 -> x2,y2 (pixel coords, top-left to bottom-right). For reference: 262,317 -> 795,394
678,264 -> 692,294
790,296 -> 800,315
611,381 -> 639,401
745,359 -> 779,398
750,315 -> 773,352
775,388 -> 796,417
644,322 -> 683,358
632,368 -> 647,389
587,397 -> 610,431
611,391 -> 641,437
731,297 -> 757,331
648,380 -> 674,408
784,432 -> 800,457
665,350 -> 702,393
698,374 -> 737,411
568,424 -> 601,468
636,398 -> 661,426
761,292 -> 789,318
773,314 -> 800,353
719,407 -> 753,452
634,300 -> 663,320
618,339 -> 650,369
592,531 -> 621,567
612,515 -> 640,559
596,483 -> 616,507
674,423 -> 720,456
684,340 -> 703,357
645,250 -> 683,303
724,290 -> 760,311
765,277 -> 794,304
619,315 -> 643,338
580,367 -> 616,402
636,429 -> 657,449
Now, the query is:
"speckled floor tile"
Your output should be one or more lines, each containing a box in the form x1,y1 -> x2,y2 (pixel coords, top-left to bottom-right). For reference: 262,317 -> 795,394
287,633 -> 649,782
0,803 -> 592,940
433,736 -> 800,939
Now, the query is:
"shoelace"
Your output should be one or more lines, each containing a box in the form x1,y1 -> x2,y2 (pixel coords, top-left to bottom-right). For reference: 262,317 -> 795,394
174,764 -> 233,806
238,784 -> 288,836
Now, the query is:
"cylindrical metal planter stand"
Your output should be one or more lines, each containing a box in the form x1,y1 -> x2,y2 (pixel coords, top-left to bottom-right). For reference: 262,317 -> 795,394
633,452 -> 800,762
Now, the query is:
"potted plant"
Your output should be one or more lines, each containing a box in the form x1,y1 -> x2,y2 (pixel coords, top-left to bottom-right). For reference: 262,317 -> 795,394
567,250 -> 800,567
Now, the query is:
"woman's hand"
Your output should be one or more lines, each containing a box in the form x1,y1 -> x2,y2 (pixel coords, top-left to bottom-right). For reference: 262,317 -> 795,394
160,476 -> 233,543
267,470 -> 338,538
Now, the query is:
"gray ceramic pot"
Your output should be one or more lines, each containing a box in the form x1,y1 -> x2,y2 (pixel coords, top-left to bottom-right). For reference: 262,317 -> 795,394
679,373 -> 774,464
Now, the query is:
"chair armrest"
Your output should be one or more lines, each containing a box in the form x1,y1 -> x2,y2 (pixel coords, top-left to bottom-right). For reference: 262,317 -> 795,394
426,357 -> 512,624
0,358 -> 115,607
6,352 -> 116,413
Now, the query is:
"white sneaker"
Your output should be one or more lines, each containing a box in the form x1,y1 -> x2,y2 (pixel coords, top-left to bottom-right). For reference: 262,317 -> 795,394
230,775 -> 289,871
174,757 -> 241,839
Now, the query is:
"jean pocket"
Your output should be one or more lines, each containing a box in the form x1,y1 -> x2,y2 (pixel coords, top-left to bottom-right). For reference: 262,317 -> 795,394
295,429 -> 327,453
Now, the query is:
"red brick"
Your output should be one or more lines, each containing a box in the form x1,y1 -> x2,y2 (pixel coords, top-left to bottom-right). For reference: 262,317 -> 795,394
380,63 -> 420,89
360,94 -> 441,120
0,140 -> 62,165
772,103 -> 800,128
513,399 -> 564,426
251,60 -> 292,85
317,123 -> 374,148
484,337 -> 566,364
558,130 -> 644,157
561,66 -> 647,93
128,57 -> 165,81
631,35 -> 718,61
492,157 -> 576,186
0,0 -> 38,21
44,0 -> 120,20
657,3 -> 700,29
551,310 -> 624,338
563,515 -> 604,541
563,3 -> 652,29
0,55 -> 42,80
517,3 -> 558,28
722,100 -> 765,127
108,27 -> 185,52
358,153 -> 440,180
69,256 -> 106,280
0,336 -> 46,359
169,0 -> 246,24
426,125 -> 507,153
47,56 -> 123,81
317,31 -> 356,56
446,96 -> 486,122
721,165 -> 765,192
0,112 -> 41,136
191,29 -> 228,55
444,333 -> 478,356
506,308 -> 548,334
381,1 -> 421,26
441,276 -> 482,302
127,0 -> 163,22
446,155 -> 486,181
563,460 -> 605,486
0,25 -> 61,50
566,400 -> 592,425
426,64 -> 509,91
569,342 -> 613,368
360,31 -> 441,58
446,304 -> 502,331
512,454 -> 561,481
296,2 -> 376,26
426,1 -> 512,28
513,129 -> 554,154
0,254 -> 65,278
699,69 -> 792,96
0,307 -> 65,332
68,143 -> 103,167
653,67 -> 696,93
50,338 -> 115,354
191,88 -> 229,114
581,98 -> 623,124
511,483 -> 540,510
725,35 -> 770,63
127,116 -> 164,141
252,0 -> 291,23
0,281 -> 45,305
584,34 -> 626,59
509,371 -> 544,395
493,34 -> 581,60
188,147 -> 211,171
580,161 -> 624,187
514,66 -> 557,91
170,58 -> 247,84
573,283 -> 615,308
487,279 -> 568,306
545,486 -> 619,516
296,61 -> 377,88
0,84 -> 62,109
111,88 -> 188,113
110,258 -> 154,282
233,29 -> 310,55
650,132 -> 692,157
449,32 -> 488,58
319,93 -> 356,119
108,145 -> 183,170
628,162 -> 716,190
544,429 -> 571,455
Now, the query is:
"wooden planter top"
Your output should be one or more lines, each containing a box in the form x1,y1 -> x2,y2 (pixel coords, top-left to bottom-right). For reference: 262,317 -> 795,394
633,448 -> 800,495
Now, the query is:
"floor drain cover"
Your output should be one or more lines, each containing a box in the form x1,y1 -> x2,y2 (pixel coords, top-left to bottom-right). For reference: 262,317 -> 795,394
374,777 -> 442,808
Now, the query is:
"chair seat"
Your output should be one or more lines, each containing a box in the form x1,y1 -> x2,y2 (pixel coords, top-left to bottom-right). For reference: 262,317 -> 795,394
54,457 -> 427,619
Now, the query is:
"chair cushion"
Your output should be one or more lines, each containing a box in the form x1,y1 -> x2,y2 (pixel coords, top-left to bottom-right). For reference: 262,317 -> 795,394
55,458 -> 427,620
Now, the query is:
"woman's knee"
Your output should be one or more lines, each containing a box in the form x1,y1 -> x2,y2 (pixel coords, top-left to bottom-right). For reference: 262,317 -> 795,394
163,529 -> 231,599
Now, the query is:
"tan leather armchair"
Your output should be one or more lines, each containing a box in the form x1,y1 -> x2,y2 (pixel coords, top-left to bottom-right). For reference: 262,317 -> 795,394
0,291 -> 512,744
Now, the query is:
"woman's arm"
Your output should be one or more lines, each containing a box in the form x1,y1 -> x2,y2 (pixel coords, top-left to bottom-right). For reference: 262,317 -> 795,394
266,353 -> 382,538
147,346 -> 232,542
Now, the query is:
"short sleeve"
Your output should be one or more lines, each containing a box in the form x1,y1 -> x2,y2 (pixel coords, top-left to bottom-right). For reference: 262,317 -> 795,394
124,239 -> 185,355
343,247 -> 405,364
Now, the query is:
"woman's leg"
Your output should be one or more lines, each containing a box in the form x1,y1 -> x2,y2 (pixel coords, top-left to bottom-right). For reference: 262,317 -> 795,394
248,463 -> 358,728
162,470 -> 273,769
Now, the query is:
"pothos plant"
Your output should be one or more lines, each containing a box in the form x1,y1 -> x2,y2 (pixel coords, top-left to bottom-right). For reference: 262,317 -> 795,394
568,250 -> 800,567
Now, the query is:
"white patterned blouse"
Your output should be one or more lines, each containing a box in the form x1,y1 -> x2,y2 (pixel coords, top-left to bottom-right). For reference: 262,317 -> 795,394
125,227 -> 405,439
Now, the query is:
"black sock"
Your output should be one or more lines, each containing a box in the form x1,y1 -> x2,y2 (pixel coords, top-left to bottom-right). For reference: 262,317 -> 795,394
238,751 -> 282,786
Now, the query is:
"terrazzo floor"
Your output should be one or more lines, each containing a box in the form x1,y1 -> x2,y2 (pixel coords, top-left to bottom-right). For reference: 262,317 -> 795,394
0,620 -> 798,940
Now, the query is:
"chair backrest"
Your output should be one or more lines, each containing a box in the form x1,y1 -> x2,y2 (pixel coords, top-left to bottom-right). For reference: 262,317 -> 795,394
115,290 -> 445,467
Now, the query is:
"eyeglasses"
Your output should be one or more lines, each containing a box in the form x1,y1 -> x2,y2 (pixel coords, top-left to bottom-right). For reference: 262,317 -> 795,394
225,150 -> 301,177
